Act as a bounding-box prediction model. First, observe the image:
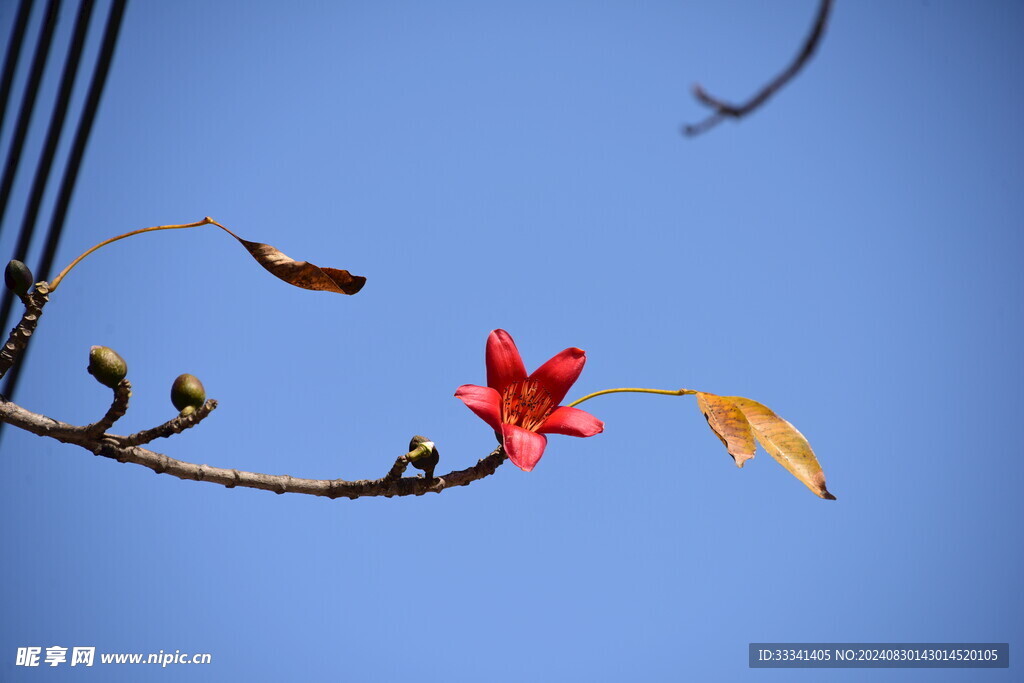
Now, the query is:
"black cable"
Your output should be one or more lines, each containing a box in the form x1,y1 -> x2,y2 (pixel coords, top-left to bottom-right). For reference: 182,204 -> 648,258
0,0 -> 36,140
36,0 -> 127,284
0,0 -> 61,233
0,0 -> 96,359
16,0 -> 97,265
0,0 -> 128,445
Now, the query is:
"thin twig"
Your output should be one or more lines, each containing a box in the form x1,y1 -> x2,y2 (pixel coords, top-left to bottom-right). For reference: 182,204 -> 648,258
118,399 -> 219,446
85,378 -> 132,436
683,0 -> 834,137
381,453 -> 413,485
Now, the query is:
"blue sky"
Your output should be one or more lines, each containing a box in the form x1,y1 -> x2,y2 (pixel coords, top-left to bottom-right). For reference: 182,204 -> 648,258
1,1 -> 1022,681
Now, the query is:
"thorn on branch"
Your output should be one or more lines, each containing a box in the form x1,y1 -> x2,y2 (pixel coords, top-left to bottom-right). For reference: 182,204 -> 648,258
683,0 -> 833,137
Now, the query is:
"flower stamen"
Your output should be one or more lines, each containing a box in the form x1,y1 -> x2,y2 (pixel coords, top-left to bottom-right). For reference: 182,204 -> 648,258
501,380 -> 554,432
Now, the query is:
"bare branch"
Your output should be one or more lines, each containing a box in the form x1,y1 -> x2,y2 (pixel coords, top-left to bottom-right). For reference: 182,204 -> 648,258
84,378 -> 132,436
381,452 -> 414,485
683,0 -> 833,137
0,396 -> 507,499
0,282 -> 49,380
0,258 -> 507,500
119,399 -> 218,446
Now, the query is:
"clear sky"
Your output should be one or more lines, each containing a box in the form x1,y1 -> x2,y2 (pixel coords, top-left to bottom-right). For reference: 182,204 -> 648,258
1,1 -> 1022,681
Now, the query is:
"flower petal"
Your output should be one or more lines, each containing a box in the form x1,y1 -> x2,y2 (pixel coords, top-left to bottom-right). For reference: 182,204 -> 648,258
528,346 -> 586,406
538,406 -> 604,437
454,384 -> 502,430
486,329 -> 527,394
501,423 -> 548,472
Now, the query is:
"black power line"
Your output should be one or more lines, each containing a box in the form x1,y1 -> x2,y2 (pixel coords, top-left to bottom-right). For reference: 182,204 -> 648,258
0,0 -> 61,232
0,0 -> 97,356
34,0 -> 127,285
0,0 -> 129,445
15,0 -> 97,266
0,0 -> 36,140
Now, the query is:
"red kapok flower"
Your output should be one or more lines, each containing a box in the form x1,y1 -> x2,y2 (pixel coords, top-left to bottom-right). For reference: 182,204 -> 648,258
455,329 -> 604,472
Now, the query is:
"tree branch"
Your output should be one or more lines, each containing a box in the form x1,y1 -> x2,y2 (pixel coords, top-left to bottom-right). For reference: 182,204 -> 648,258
683,0 -> 833,137
0,392 -> 507,499
119,399 -> 218,446
0,282 -> 48,379
85,378 -> 131,436
0,265 -> 509,500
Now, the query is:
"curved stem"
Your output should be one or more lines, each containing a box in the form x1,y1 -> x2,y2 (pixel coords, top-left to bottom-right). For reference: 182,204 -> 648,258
566,387 -> 696,408
48,217 -> 216,291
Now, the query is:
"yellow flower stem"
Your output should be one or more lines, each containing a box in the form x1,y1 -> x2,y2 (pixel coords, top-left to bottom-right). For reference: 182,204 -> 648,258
566,387 -> 697,408
48,217 -> 227,292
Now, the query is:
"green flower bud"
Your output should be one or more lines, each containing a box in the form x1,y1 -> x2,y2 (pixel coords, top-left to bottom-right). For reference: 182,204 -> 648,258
5,260 -> 33,296
88,346 -> 127,388
171,374 -> 206,414
408,435 -> 439,479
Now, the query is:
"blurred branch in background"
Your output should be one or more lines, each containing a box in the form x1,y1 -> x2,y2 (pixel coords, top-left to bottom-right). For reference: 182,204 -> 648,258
683,0 -> 834,137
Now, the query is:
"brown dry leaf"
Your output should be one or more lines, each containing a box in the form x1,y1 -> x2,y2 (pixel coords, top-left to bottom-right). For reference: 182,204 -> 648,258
696,392 -> 756,467
234,236 -> 365,295
727,396 -> 835,500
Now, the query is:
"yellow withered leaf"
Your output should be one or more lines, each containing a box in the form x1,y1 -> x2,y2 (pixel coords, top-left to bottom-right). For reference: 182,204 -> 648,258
726,396 -> 835,500
696,392 -> 755,467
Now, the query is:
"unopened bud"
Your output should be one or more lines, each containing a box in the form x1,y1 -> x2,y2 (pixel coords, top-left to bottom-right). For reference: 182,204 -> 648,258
5,260 -> 33,296
171,374 -> 206,415
408,435 -> 440,479
88,346 -> 127,388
